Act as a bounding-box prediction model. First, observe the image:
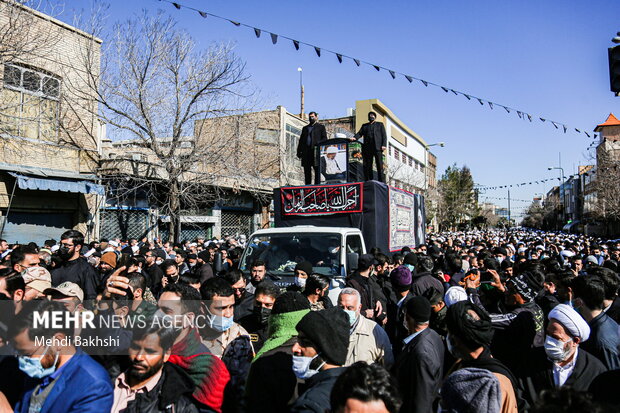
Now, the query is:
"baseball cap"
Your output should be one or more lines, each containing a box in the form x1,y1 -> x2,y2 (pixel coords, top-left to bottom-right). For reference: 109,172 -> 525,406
44,282 -> 84,302
21,266 -> 52,293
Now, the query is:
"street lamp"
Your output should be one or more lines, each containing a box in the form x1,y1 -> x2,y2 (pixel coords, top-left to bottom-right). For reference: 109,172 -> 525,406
424,142 -> 445,191
297,67 -> 304,118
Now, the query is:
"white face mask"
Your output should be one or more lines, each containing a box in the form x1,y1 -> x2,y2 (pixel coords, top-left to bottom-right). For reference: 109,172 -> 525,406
544,335 -> 572,362
294,277 -> 307,288
496,256 -> 504,264
292,354 -> 325,379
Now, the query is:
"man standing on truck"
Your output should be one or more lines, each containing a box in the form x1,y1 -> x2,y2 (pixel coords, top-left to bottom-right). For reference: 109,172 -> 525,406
297,111 -> 328,185
349,111 -> 387,183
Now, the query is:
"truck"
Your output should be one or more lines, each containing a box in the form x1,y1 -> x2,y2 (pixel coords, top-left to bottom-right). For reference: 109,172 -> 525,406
238,181 -> 426,301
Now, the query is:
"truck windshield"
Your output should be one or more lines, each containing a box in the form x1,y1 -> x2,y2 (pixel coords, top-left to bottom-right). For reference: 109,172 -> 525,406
240,233 -> 342,277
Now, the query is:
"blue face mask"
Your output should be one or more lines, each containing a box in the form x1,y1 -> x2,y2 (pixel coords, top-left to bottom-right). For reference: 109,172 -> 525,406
18,346 -> 58,379
207,311 -> 234,332
344,309 -> 358,326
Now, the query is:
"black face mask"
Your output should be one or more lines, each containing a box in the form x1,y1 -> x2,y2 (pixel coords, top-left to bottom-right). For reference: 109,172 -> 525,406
253,306 -> 271,325
57,246 -> 72,261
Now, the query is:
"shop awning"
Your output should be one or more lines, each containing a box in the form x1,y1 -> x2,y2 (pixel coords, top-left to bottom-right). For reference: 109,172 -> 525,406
9,173 -> 105,196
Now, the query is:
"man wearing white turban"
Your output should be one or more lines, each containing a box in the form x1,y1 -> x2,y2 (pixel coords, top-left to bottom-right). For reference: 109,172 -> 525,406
517,304 -> 607,406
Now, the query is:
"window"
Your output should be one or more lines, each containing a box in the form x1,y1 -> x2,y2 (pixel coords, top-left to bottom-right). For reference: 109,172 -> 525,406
285,123 -> 302,167
346,234 -> 363,255
1,63 -> 61,140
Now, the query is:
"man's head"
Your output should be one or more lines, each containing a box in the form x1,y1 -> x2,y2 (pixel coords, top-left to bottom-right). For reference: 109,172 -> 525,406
308,111 -> 318,124
445,301 -> 493,359
357,254 -> 377,274
9,301 -> 73,378
200,277 -> 235,328
571,275 -> 605,312
293,307 -> 350,366
158,283 -> 201,331
389,266 -> 412,293
545,304 -> 589,363
44,282 -> 84,313
338,288 -> 362,325
161,260 -> 179,282
304,273 -> 330,298
222,269 -> 246,301
326,146 -> 338,159
253,282 -> 280,326
58,230 -> 84,261
0,239 -> 8,252
99,252 -> 117,274
127,322 -> 180,383
10,246 -> 40,273
21,266 -> 52,301
505,271 -> 543,306
330,362 -> 402,413
368,111 -> 377,122
403,296 -> 431,334
250,260 -> 266,284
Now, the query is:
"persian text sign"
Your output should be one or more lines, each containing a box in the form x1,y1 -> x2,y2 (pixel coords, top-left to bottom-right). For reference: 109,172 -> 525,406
281,183 -> 363,215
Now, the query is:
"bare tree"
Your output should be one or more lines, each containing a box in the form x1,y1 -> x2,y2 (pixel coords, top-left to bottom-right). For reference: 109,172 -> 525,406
590,144 -> 620,224
64,11 -> 267,241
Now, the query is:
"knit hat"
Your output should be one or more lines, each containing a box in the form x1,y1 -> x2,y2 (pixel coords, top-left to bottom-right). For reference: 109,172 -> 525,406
390,266 -> 412,288
294,261 -> 313,275
296,307 -> 350,365
548,304 -> 590,342
405,296 -> 431,323
101,251 -> 117,268
444,286 -> 468,307
272,291 -> 311,315
254,308 -> 311,361
441,368 -> 501,413
506,271 -> 543,302
446,301 -> 494,349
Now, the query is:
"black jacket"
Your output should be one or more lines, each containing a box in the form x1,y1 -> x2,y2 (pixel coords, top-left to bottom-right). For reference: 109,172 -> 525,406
244,337 -> 297,413
290,367 -> 346,413
410,271 -> 445,298
392,328 -> 445,413
233,291 -> 255,322
354,121 -> 387,152
346,273 -> 387,322
121,363 -> 198,413
517,346 -> 607,406
297,122 -> 327,165
51,257 -> 99,299
145,263 -> 164,297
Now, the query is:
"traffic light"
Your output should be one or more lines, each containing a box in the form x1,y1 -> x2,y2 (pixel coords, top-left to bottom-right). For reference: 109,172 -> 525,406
609,45 -> 620,94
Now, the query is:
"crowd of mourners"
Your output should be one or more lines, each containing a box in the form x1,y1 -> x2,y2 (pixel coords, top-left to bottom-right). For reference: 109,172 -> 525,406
0,228 -> 619,413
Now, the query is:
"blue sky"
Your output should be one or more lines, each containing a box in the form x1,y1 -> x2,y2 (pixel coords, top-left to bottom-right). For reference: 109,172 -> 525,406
64,0 -> 620,219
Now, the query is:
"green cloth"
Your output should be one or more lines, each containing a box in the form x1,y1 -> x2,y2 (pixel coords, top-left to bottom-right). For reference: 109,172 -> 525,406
253,309 -> 310,361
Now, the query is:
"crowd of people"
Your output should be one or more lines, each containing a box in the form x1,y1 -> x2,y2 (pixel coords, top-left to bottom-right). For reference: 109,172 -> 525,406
0,228 -> 619,412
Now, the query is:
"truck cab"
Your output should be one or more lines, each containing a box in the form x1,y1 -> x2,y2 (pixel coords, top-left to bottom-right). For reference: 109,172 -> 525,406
238,225 -> 366,303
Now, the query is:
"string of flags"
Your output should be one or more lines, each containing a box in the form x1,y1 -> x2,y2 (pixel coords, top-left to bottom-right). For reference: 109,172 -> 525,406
158,0 -> 597,139
481,196 -> 532,203
475,173 -> 583,191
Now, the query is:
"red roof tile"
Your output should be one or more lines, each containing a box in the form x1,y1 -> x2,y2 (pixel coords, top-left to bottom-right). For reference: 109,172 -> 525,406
595,113 -> 620,131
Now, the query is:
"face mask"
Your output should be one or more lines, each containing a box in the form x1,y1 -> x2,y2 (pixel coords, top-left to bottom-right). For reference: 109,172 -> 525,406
328,247 -> 339,255
292,354 -> 325,380
496,256 -> 504,264
57,246 -> 72,260
344,309 -> 358,326
544,335 -> 572,362
294,277 -> 307,288
207,310 -> 234,332
253,306 -> 271,325
156,259 -> 164,266
18,346 -> 58,379
405,264 -> 415,272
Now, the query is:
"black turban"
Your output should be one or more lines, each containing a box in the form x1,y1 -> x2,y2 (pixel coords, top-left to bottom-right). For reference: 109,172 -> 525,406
446,301 -> 494,350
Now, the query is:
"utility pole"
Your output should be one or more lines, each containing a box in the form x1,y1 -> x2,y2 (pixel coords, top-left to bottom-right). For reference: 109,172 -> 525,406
508,189 -> 511,226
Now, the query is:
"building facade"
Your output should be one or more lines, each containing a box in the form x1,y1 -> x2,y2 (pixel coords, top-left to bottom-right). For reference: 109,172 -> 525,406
0,2 -> 103,244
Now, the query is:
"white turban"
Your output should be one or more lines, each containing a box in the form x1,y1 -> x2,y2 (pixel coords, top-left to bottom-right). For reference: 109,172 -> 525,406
444,286 -> 468,307
548,304 -> 590,342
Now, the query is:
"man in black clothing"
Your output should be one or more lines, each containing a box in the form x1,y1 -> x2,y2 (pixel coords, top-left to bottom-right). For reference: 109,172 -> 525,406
144,249 -> 164,297
238,282 -> 279,352
346,254 -> 386,323
296,111 -> 328,185
392,296 -> 444,413
350,111 -> 387,182
51,230 -> 99,299
410,255 -> 445,298
290,307 -> 350,413
223,269 -> 255,321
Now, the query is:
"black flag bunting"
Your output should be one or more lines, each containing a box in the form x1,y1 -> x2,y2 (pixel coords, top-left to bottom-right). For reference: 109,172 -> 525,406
476,173 -> 583,191
160,0 -> 595,139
